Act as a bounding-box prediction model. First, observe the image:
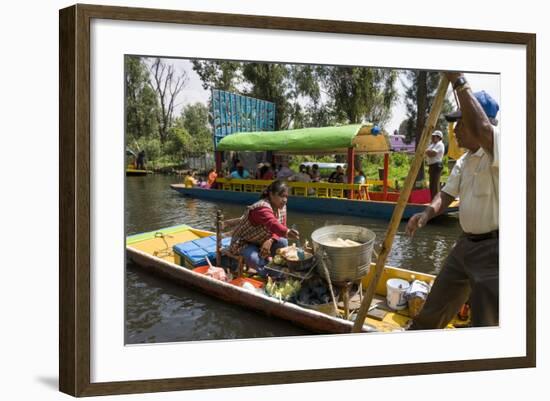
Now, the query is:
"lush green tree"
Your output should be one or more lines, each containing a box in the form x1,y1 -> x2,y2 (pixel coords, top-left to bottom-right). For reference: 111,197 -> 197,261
316,66 -> 397,166
192,61 -> 322,130
125,56 -> 159,142
318,66 -> 398,127
191,60 -> 243,92
180,102 -> 213,154
240,63 -> 292,129
402,71 -> 453,143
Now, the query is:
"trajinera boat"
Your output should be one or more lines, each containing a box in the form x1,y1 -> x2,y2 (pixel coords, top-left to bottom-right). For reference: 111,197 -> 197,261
171,124 -> 458,220
127,223 -> 469,334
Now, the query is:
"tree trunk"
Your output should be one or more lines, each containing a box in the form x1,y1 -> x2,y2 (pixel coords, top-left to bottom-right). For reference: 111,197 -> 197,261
415,71 -> 428,183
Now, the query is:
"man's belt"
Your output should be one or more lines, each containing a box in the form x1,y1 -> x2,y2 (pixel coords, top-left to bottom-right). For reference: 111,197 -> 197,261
463,230 -> 499,242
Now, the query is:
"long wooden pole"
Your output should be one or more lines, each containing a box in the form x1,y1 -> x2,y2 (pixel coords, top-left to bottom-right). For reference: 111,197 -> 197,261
352,75 -> 449,332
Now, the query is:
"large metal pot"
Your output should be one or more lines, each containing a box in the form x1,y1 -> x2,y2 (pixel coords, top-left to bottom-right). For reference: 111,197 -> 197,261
311,225 -> 376,283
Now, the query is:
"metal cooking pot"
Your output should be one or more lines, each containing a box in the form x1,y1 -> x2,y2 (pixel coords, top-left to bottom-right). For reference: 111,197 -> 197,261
284,252 -> 316,271
311,225 -> 376,283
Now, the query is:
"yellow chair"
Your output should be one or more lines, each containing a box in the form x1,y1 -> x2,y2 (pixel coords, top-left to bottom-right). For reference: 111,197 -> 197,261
331,183 -> 345,198
315,183 -> 330,198
215,210 -> 246,277
356,184 -> 369,200
292,184 -> 307,197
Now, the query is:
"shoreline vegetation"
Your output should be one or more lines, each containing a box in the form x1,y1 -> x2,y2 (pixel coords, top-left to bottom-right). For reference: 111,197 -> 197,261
126,56 -> 453,188
139,153 -> 452,190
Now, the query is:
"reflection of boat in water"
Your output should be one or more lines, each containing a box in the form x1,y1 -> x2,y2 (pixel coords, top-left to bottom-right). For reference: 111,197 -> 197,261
171,124 -> 458,220
126,224 -> 467,334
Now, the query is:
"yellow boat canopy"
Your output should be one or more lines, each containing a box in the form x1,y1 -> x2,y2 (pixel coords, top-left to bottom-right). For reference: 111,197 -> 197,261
216,124 -> 391,155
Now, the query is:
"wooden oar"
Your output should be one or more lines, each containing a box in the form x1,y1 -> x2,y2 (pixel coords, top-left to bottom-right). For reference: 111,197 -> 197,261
352,75 -> 450,332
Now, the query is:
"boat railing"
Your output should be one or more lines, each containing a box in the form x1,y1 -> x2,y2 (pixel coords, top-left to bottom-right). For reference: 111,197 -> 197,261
215,177 -> 381,200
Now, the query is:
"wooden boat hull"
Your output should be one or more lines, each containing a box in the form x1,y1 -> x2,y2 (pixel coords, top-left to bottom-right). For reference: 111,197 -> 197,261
126,245 -> 373,334
170,185 -> 457,220
126,169 -> 148,176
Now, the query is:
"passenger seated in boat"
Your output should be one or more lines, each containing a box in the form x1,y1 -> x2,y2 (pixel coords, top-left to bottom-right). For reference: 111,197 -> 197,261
228,180 -> 300,277
230,162 -> 250,179
293,164 -> 312,183
259,163 -> 274,180
354,170 -> 366,184
328,165 -> 345,183
254,163 -> 264,179
184,170 -> 198,188
310,164 -> 321,182
276,161 -> 295,180
206,168 -> 217,188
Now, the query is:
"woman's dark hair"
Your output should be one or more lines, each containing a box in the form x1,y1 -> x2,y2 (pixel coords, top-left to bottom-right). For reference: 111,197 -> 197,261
259,165 -> 269,176
260,179 -> 288,199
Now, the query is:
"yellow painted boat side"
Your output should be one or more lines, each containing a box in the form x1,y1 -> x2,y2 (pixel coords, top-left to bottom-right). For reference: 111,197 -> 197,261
361,263 -> 435,297
127,225 -> 211,265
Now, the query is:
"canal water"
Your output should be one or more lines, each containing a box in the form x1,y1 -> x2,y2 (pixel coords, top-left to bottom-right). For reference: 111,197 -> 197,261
125,175 -> 461,344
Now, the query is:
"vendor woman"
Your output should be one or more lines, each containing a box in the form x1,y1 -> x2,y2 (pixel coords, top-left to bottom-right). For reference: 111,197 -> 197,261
228,180 -> 300,277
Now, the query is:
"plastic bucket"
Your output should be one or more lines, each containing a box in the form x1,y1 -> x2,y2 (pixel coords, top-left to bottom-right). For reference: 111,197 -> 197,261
386,278 -> 410,311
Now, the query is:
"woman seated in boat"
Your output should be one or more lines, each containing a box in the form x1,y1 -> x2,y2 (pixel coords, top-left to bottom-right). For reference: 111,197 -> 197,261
205,168 -> 217,188
259,163 -> 274,180
183,170 -> 198,188
228,180 -> 300,277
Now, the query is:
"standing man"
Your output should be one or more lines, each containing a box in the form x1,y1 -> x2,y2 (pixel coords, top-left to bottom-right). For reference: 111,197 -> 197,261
136,150 -> 146,170
406,72 -> 500,329
425,130 -> 445,200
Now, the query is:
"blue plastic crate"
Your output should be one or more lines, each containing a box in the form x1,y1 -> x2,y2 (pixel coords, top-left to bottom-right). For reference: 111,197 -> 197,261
184,248 -> 209,268
173,241 -> 200,254
192,236 -> 217,248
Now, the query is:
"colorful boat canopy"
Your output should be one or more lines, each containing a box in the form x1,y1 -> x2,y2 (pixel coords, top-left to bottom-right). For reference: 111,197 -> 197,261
216,124 -> 390,154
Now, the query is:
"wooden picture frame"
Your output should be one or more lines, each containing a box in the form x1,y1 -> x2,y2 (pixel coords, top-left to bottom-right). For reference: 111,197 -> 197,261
59,3 -> 536,397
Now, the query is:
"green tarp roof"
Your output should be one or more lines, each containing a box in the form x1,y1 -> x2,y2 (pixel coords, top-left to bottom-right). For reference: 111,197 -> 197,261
217,125 -> 363,152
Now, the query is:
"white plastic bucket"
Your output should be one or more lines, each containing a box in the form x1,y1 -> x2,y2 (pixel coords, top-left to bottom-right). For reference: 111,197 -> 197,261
386,278 -> 410,311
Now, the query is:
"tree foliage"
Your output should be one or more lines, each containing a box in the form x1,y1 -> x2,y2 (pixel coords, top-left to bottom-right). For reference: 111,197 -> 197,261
191,60 -> 243,92
402,71 -> 453,143
180,102 -> 213,154
125,56 -> 408,169
125,56 -> 159,142
318,66 -> 397,127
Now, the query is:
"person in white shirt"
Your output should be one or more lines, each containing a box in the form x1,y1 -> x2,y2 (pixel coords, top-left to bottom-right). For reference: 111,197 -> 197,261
406,72 -> 500,329
425,130 -> 445,200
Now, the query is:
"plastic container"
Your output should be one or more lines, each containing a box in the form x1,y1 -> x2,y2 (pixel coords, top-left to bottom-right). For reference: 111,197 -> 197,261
230,277 -> 264,289
192,265 -> 210,274
386,278 -> 410,310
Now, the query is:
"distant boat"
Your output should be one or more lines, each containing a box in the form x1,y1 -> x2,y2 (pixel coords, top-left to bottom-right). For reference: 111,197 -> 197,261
171,124 -> 458,220
126,168 -> 148,176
